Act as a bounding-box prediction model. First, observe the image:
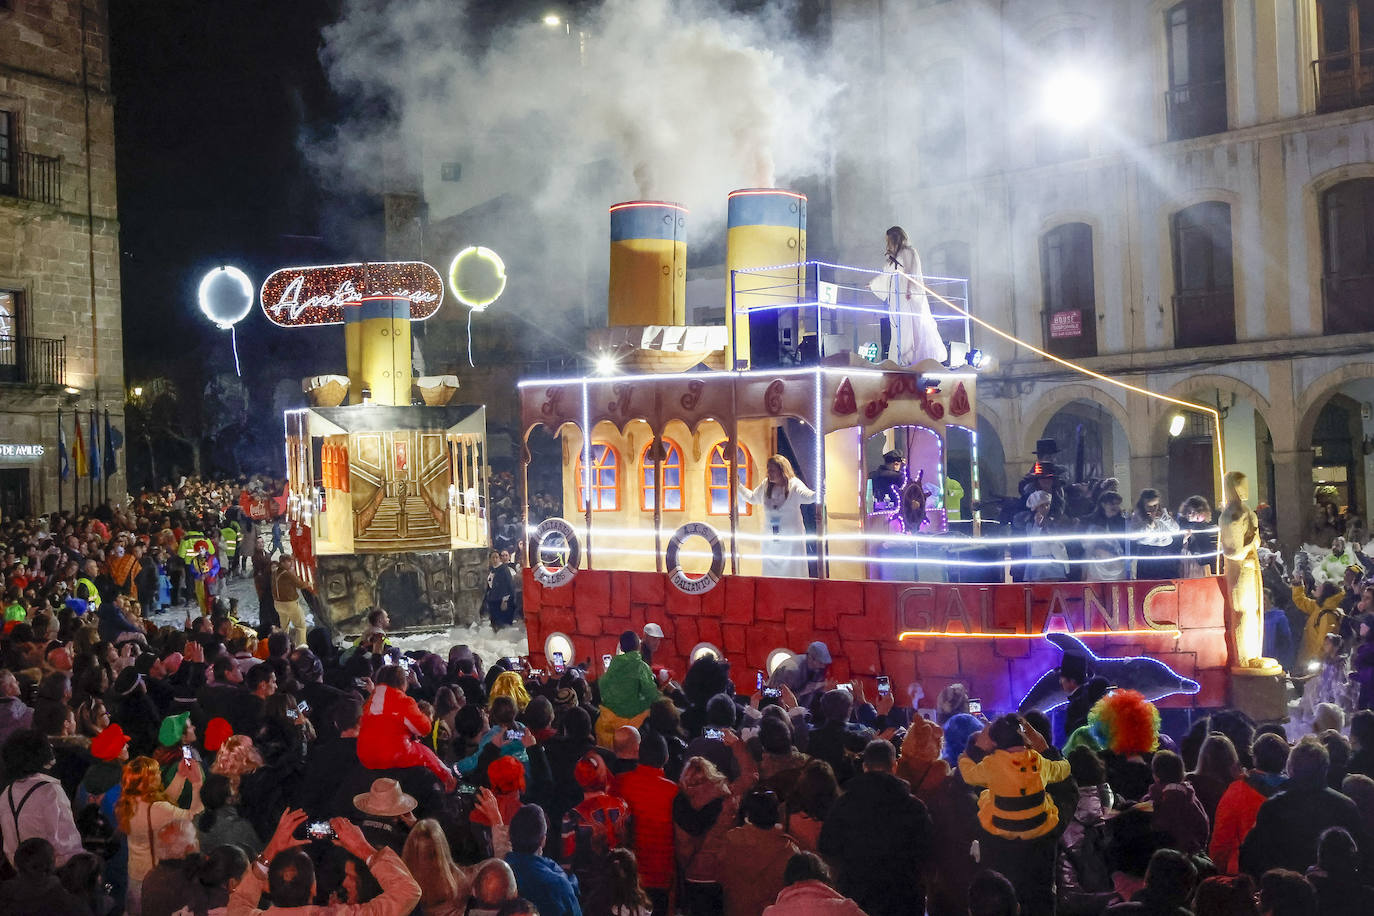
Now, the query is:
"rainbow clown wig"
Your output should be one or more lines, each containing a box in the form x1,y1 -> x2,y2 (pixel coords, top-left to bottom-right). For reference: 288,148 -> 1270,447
1079,689 -> 1161,757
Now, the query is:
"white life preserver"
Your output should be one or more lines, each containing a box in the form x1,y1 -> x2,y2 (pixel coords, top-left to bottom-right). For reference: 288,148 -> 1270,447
531,517 -> 580,588
666,521 -> 725,595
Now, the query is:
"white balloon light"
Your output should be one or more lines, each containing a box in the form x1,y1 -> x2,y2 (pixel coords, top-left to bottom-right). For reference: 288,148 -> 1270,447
198,265 -> 254,329
448,246 -> 507,312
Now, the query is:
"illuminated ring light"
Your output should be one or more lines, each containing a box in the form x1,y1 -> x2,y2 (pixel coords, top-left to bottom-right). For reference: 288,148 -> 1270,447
690,642 -> 723,664
198,265 -> 254,329
664,521 -> 724,595
448,245 -> 507,311
531,517 -> 580,588
766,647 -> 793,676
543,632 -> 574,668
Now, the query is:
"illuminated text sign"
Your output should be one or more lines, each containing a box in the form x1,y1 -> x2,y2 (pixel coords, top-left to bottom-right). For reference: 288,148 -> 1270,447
259,261 -> 444,327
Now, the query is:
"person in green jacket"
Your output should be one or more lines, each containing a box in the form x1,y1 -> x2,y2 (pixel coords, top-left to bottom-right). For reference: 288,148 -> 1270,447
594,631 -> 661,747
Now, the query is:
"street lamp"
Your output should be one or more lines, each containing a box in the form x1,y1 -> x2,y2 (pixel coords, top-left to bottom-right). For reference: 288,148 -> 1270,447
542,13 -> 561,27
1039,66 -> 1103,130
1169,414 -> 1186,437
132,386 -> 143,398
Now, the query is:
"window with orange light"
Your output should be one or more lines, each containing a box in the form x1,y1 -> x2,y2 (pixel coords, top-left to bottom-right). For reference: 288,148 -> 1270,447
640,440 -> 684,511
576,442 -> 619,511
707,442 -> 752,516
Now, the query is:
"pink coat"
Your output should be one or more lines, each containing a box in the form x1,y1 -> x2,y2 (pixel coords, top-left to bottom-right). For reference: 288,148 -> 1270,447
763,880 -> 870,916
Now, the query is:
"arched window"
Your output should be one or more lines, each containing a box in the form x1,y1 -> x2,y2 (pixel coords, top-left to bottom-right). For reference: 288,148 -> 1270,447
576,442 -> 619,512
1171,201 -> 1235,347
640,439 -> 684,512
707,442 -> 753,516
1040,222 -> 1098,358
1321,178 -> 1374,334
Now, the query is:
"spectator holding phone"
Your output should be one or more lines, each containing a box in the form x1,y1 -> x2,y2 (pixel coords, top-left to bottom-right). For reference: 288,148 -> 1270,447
228,807 -> 421,915
595,632 -> 661,748
768,642 -> 833,709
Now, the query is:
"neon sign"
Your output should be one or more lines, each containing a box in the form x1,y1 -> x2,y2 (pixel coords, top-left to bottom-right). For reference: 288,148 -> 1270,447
259,262 -> 444,327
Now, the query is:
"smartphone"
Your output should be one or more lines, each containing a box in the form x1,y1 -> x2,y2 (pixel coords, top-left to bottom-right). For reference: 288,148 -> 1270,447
286,707 -> 299,721
306,821 -> 336,841
703,728 -> 725,740
602,653 -> 613,671
297,700 -> 310,714
756,671 -> 765,691
455,783 -> 478,795
505,729 -> 525,742
507,656 -> 521,669
529,668 -> 546,677
838,682 -> 853,693
763,687 -> 781,699
354,677 -> 370,689
399,657 -> 411,672
181,745 -> 193,762
968,698 -> 983,715
552,651 -> 566,674
876,676 -> 890,697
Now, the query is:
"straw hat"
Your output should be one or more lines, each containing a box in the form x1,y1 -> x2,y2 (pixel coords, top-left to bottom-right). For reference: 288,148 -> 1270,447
353,778 -> 417,817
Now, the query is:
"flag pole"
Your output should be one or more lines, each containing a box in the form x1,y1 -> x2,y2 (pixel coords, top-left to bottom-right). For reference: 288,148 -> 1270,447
103,406 -> 110,504
57,406 -> 63,516
88,405 -> 95,509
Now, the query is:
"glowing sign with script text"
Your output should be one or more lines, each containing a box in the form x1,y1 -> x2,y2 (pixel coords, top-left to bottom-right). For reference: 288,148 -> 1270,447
259,261 -> 444,327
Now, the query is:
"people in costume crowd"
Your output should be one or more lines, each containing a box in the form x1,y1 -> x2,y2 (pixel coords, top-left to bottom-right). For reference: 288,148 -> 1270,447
7,470 -> 1374,915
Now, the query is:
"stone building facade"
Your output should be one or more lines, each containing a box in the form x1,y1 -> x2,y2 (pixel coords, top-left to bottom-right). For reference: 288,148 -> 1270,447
826,0 -> 1374,551
0,0 -> 124,517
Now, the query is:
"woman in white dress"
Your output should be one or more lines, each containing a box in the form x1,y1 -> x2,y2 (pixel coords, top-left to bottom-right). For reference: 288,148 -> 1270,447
883,226 -> 947,367
740,454 -> 817,578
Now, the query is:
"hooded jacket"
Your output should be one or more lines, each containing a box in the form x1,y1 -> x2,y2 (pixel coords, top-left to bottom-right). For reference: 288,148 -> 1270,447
1147,780 -> 1210,855
1209,771 -> 1285,875
818,770 -> 933,916
958,747 -> 1071,840
763,880 -> 870,916
356,684 -> 432,769
597,650 -> 659,720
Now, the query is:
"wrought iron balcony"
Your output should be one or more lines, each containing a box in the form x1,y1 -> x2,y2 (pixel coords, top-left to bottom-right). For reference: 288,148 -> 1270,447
1313,52 -> 1374,114
0,334 -> 66,386
1164,79 -> 1228,140
0,151 -> 62,206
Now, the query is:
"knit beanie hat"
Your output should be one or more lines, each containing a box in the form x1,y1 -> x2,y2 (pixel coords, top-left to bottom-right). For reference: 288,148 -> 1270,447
204,717 -> 233,753
488,754 -> 527,795
941,713 -> 983,769
158,712 -> 191,747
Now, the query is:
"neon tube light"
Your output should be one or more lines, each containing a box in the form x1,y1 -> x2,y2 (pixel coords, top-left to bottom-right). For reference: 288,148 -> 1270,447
609,201 -> 690,213
898,629 -> 1181,640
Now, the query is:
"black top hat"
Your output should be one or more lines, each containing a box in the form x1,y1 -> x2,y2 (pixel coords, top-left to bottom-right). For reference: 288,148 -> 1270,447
1034,438 -> 1059,457
1057,653 -> 1090,684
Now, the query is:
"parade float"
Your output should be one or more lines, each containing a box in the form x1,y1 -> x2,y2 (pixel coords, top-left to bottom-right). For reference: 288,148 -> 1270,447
263,261 -> 493,633
518,189 -> 1284,725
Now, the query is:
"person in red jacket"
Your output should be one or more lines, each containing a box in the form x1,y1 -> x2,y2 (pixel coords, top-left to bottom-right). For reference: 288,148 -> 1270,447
357,664 -> 457,792
1209,733 -> 1290,875
613,731 -> 678,915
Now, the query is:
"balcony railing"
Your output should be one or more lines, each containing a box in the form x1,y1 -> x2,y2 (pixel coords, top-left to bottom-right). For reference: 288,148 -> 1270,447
0,151 -> 62,206
1164,79 -> 1228,140
1172,288 -> 1236,348
1322,272 -> 1374,335
0,334 -> 66,386
1313,51 -> 1374,114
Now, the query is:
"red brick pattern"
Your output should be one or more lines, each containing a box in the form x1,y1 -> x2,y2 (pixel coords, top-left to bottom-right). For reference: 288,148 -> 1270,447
524,570 -> 1232,713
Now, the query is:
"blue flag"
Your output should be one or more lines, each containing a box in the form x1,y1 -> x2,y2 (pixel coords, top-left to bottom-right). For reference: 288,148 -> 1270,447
89,409 -> 100,480
58,412 -> 69,481
104,411 -> 122,473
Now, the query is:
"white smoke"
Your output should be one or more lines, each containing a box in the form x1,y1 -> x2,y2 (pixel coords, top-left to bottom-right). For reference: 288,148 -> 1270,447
313,0 -> 839,225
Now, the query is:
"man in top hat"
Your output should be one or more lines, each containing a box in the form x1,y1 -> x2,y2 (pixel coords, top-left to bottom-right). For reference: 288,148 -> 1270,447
869,450 -> 907,507
1060,653 -> 1110,738
1019,439 -> 1069,513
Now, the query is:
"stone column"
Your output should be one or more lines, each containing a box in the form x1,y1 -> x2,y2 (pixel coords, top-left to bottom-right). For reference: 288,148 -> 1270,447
1271,449 -> 1313,551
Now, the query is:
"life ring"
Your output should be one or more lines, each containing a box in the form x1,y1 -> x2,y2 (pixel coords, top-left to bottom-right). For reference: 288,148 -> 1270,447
531,518 -> 580,588
666,521 -> 725,594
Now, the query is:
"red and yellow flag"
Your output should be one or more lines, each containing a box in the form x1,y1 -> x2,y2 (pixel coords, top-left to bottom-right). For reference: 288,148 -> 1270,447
72,414 -> 89,478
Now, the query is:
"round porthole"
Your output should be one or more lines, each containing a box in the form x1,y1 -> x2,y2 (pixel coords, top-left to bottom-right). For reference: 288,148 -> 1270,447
766,647 -> 793,676
689,642 -> 723,664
